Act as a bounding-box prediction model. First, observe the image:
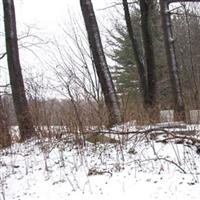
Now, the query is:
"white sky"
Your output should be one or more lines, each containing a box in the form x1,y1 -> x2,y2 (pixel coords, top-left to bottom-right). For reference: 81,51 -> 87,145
0,0 -> 122,97
15,0 -> 118,35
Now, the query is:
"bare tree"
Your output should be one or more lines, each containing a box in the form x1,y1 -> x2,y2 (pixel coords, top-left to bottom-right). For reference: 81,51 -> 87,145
80,0 -> 121,126
140,0 -> 157,107
3,0 -> 35,141
160,0 -> 185,120
173,1 -> 200,111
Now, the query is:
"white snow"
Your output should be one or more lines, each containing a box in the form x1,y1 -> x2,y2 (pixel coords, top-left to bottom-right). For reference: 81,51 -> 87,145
1,124 -> 200,200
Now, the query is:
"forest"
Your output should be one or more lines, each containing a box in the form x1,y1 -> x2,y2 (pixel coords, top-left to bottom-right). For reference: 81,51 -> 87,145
1,0 -> 200,199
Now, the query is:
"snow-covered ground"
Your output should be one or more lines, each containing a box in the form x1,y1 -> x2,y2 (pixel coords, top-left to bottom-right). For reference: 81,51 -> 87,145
1,124 -> 200,200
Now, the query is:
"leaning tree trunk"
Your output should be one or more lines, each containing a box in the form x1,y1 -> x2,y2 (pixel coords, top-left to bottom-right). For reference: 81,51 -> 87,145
122,0 -> 148,106
0,95 -> 11,148
160,0 -> 185,120
140,0 -> 157,107
3,0 -> 35,141
80,0 -> 121,126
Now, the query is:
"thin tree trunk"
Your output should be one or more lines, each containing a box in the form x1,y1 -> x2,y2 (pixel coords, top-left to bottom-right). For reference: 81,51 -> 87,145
3,0 -> 35,141
80,0 -> 121,126
140,0 -> 157,107
0,95 -> 11,148
122,0 -> 148,106
160,0 -> 185,120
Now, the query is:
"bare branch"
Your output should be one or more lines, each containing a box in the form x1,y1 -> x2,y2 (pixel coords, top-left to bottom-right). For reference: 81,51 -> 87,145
0,84 -> 10,88
98,1 -> 138,11
0,52 -> 7,60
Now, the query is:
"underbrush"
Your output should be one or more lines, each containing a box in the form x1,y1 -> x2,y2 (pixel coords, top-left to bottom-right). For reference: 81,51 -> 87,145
1,124 -> 200,199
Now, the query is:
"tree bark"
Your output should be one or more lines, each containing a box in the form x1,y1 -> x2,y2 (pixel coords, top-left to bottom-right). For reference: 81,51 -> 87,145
80,0 -> 121,126
0,95 -> 11,148
3,0 -> 35,141
140,0 -> 157,107
160,0 -> 185,120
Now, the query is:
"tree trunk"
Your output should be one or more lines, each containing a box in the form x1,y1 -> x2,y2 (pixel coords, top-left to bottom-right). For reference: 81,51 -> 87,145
3,0 -> 35,141
80,0 -> 121,126
122,0 -> 148,106
160,0 -> 185,120
0,95 -> 11,148
140,0 -> 157,107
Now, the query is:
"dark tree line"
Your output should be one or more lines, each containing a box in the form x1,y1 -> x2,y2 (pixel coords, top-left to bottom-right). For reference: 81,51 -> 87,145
111,0 -> 200,120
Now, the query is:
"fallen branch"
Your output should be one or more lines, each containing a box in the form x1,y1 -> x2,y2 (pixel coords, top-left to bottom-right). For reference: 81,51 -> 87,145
86,124 -> 191,136
157,131 -> 200,145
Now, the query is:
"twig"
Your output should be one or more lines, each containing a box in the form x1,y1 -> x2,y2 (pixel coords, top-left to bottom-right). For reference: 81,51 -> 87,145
98,1 -> 137,11
0,84 -> 10,88
158,157 -> 187,174
135,157 -> 187,174
0,53 -> 6,60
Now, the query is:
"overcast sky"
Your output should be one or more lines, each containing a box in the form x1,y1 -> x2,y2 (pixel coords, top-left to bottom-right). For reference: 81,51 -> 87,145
0,0 -> 122,97
15,0 -> 118,33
